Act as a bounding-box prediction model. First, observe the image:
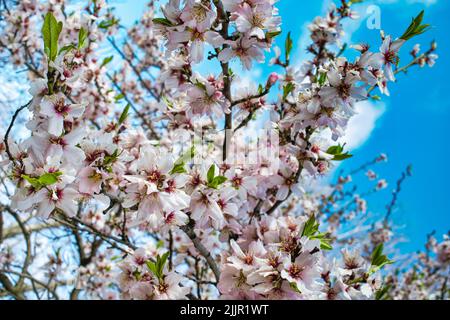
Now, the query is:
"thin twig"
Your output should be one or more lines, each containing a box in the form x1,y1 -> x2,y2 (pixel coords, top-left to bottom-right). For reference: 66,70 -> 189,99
3,99 -> 32,164
180,220 -> 220,283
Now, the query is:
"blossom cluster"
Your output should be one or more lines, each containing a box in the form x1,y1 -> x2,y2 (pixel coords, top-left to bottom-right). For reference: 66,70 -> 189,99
0,0 -> 444,301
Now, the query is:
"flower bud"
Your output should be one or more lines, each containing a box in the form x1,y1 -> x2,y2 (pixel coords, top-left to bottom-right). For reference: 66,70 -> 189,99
267,72 -> 279,86
431,40 -> 437,51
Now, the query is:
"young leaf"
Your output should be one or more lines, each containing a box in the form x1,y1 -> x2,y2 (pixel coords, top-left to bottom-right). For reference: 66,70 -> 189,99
118,104 -> 130,125
152,18 -> 174,27
400,10 -> 431,41
38,172 -> 62,185
158,252 -> 170,273
370,243 -> 394,274
289,282 -> 302,294
371,95 -> 381,101
103,149 -> 119,166
332,153 -> 353,161
301,215 -> 320,238
317,72 -> 327,86
326,144 -> 345,155
78,27 -> 88,49
21,175 -> 41,189
207,165 -> 216,184
146,261 -> 158,278
22,171 -> 62,190
375,285 -> 392,300
301,216 -> 333,250
114,93 -> 125,102
258,84 -> 264,95
98,18 -> 119,29
310,232 -> 333,250
326,144 -> 353,161
42,12 -> 63,61
59,44 -> 76,54
170,162 -> 187,175
147,253 -> 170,282
285,31 -> 293,62
100,56 -> 114,68
282,82 -> 295,100
208,176 -> 227,189
266,30 -> 282,41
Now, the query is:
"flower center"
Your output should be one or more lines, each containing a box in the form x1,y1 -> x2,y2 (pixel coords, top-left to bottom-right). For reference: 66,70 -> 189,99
53,99 -> 70,115
289,264 -> 305,279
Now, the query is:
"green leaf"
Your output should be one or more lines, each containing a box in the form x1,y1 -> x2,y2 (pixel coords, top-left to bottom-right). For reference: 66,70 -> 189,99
400,10 -> 431,41
156,240 -> 165,249
326,144 -> 353,161
285,31 -> 293,62
371,95 -> 381,101
317,72 -> 327,86
100,56 -> 114,68
146,252 -> 170,282
375,285 -> 392,300
78,27 -> 88,49
310,232 -> 333,251
194,80 -> 207,91
22,171 -> 62,190
207,165 -> 216,184
170,147 -> 195,175
21,175 -> 41,189
170,162 -> 187,175
103,149 -> 119,166
282,82 -> 295,100
118,104 -> 130,125
326,144 -> 345,155
258,84 -> 264,95
301,216 -> 333,250
158,252 -> 170,273
98,18 -> 119,29
146,261 -> 158,278
301,215 -> 319,238
370,243 -> 394,274
59,44 -> 76,54
289,281 -> 302,293
208,176 -> 227,189
266,30 -> 282,40
152,18 -> 174,27
179,146 -> 196,163
319,239 -> 333,251
38,172 -> 62,185
42,12 -> 63,61
332,153 -> 353,161
114,93 -> 125,102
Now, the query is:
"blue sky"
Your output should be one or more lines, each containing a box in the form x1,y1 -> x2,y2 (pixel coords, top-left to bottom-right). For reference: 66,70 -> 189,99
111,0 -> 449,253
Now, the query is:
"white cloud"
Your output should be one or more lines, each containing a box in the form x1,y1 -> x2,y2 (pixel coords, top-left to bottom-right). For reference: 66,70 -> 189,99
340,101 -> 386,150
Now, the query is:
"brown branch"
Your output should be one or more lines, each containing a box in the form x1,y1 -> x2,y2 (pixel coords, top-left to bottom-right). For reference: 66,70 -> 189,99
0,269 -> 59,300
3,99 -> 32,164
180,220 -> 220,283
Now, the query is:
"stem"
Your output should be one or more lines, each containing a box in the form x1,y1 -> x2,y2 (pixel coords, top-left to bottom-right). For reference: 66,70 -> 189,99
3,100 -> 32,164
180,220 -> 221,283
384,165 -> 412,224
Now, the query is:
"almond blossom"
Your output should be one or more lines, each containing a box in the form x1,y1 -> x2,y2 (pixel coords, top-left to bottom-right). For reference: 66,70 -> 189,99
0,0 -> 443,302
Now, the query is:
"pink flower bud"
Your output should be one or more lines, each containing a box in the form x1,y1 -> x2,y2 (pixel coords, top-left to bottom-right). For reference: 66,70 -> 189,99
311,144 -> 320,153
268,72 -> 279,85
213,91 -> 223,100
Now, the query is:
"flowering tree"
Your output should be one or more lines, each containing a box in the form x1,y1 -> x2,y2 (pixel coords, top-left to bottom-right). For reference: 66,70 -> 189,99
0,0 -> 447,300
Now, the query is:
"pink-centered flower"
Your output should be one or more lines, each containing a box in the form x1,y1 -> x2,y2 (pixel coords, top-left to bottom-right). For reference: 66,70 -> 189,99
40,93 -> 86,136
